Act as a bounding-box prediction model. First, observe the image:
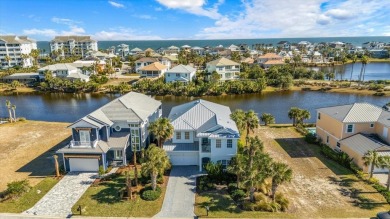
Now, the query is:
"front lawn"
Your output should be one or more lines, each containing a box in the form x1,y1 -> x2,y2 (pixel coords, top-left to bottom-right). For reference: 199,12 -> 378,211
0,177 -> 59,213
71,168 -> 166,217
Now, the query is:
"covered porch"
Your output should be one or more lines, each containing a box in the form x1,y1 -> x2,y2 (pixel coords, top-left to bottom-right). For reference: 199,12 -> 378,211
101,132 -> 130,167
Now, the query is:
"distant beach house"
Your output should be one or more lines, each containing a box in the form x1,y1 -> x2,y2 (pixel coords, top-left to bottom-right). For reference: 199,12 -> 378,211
316,103 -> 390,173
165,64 -> 196,83
139,62 -> 168,78
57,92 -> 162,172
117,44 -> 129,58
257,53 -> 285,68
163,99 -> 240,171
38,63 -> 90,82
206,57 -> 240,80
135,57 -> 159,73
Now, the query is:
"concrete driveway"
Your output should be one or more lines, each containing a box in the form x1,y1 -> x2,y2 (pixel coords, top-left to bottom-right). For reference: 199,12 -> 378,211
154,166 -> 199,218
24,172 -> 96,217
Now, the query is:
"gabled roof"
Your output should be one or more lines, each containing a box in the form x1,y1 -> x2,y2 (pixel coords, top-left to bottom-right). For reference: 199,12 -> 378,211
317,103 -> 383,123
339,134 -> 390,156
168,99 -> 239,138
131,47 -> 143,52
206,57 -> 239,66
70,92 -> 161,128
135,57 -> 159,63
51,36 -> 96,43
168,45 -> 179,50
264,59 -> 285,65
140,62 -> 167,71
39,63 -> 78,72
259,53 -> 282,59
67,72 -> 89,80
0,35 -> 36,44
166,64 -> 196,74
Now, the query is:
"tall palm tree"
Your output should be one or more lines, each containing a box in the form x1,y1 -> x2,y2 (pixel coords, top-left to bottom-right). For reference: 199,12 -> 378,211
29,49 -> 40,66
125,170 -> 133,200
243,110 -> 259,139
260,113 -> 275,126
270,162 -> 293,200
11,105 -> 16,122
132,144 -> 138,186
5,100 -> 13,122
4,55 -> 11,67
148,117 -> 174,147
349,55 -> 357,84
363,150 -> 382,179
141,144 -> 171,191
231,109 -> 246,134
288,107 -> 300,126
297,109 -> 311,126
245,136 -> 264,169
361,55 -> 369,82
379,156 -> 390,190
227,154 -> 246,188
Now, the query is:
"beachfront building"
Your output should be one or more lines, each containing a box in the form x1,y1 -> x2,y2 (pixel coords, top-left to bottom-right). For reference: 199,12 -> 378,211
206,57 -> 240,80
57,92 -> 162,172
165,46 -> 180,55
139,62 -> 168,78
165,64 -> 196,83
117,44 -> 129,58
316,103 -> 390,173
163,99 -> 240,171
0,35 -> 37,68
38,63 -> 90,82
50,36 -> 98,58
129,47 -> 143,56
1,72 -> 40,84
135,57 -> 159,73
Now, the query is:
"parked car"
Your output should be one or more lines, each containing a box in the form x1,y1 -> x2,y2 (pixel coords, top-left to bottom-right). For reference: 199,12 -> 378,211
377,211 -> 390,219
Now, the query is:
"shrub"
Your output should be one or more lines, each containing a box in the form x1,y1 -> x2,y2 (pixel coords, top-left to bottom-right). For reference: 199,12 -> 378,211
275,193 -> 289,211
204,162 -> 224,183
98,165 -> 105,176
305,133 -> 317,144
254,192 -> 267,202
255,200 -> 272,211
141,186 -> 162,201
17,117 -> 26,121
6,180 -> 31,199
374,92 -> 385,96
157,176 -> 164,184
231,189 -> 246,202
197,176 -> 216,192
257,182 -> 271,195
242,200 -> 256,211
227,183 -> 238,194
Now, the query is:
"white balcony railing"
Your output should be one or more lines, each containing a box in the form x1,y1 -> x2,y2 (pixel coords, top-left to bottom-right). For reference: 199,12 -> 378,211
70,140 -> 98,148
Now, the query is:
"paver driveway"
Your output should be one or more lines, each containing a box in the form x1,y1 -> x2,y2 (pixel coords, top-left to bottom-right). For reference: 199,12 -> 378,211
154,166 -> 199,218
24,172 -> 96,217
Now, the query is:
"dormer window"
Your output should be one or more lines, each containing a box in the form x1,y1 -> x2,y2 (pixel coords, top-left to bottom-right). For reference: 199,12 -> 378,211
114,126 -> 121,131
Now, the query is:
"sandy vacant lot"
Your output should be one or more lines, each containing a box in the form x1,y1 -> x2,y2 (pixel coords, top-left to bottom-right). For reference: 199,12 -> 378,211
0,120 -> 71,191
255,126 -> 390,218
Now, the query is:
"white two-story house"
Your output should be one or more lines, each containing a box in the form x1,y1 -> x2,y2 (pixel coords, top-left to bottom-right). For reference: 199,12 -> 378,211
163,99 -> 240,171
38,63 -> 90,82
165,64 -> 196,83
206,57 -> 240,80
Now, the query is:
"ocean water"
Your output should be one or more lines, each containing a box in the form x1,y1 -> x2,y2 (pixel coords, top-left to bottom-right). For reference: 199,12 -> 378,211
37,36 -> 390,52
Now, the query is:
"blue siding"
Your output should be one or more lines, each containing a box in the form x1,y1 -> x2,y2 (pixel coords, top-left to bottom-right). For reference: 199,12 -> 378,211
99,127 -> 108,141
72,128 -> 98,141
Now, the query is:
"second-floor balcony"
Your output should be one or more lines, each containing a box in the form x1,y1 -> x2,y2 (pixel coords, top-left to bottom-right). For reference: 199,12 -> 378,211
70,140 -> 98,148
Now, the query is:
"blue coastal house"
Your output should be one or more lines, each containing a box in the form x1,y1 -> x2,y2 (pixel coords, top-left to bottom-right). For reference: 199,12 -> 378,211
57,92 -> 161,172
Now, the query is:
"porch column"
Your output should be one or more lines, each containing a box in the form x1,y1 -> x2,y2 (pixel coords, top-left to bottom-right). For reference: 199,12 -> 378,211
199,141 -> 202,172
62,153 -> 66,172
123,148 -> 127,165
102,153 -> 106,171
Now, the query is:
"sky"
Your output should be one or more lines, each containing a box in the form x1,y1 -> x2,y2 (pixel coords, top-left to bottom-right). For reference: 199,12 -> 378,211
1,0 -> 390,41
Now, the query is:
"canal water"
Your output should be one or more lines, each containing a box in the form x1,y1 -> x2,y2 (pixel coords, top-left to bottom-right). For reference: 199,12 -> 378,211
0,91 -> 388,124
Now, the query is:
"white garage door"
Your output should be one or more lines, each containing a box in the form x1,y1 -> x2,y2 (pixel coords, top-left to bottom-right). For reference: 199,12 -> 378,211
168,152 -> 198,166
69,158 -> 99,172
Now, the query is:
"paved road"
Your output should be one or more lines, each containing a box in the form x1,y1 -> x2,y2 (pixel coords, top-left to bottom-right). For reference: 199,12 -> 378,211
154,166 -> 199,218
23,172 -> 96,217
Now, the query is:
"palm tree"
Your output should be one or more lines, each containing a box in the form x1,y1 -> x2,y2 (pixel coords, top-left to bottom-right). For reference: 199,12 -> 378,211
379,156 -> 390,190
141,144 -> 171,191
231,109 -> 246,133
270,162 -> 293,200
297,109 -> 311,126
231,110 -> 259,144
361,55 -> 369,82
11,105 -> 16,122
227,154 -> 246,188
53,155 -> 60,177
4,55 -> 11,67
288,107 -> 300,126
363,150 -> 382,179
125,170 -> 133,200
349,55 -> 357,84
260,113 -> 275,126
148,117 -> 174,147
29,49 -> 40,66
132,144 -> 138,186
5,100 -> 13,122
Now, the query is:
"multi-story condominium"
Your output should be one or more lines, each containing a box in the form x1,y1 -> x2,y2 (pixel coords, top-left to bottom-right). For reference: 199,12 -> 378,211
0,35 -> 37,68
50,36 -> 98,58
57,92 -> 162,172
316,103 -> 390,172
163,99 -> 240,171
206,57 -> 240,80
165,64 -> 196,83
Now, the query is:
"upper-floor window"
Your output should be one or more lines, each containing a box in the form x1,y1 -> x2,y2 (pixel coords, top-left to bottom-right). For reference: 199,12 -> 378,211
370,123 -> 374,128
317,113 -> 321,120
227,139 -> 232,148
176,132 -> 181,139
184,132 -> 190,140
80,130 -> 90,142
346,124 -> 354,133
176,73 -> 180,77
216,139 -> 221,148
337,142 -> 340,148
326,135 -> 329,144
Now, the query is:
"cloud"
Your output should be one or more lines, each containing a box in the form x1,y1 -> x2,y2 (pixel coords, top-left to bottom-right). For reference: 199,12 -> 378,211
93,27 -> 162,40
108,1 -> 125,8
134,14 -> 156,20
23,28 -> 58,37
155,0 -> 224,19
155,7 -> 163,11
23,17 -> 85,38
51,17 -> 81,26
195,0 -> 390,39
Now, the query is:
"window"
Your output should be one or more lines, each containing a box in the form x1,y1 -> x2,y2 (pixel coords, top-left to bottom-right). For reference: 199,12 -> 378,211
217,160 -> 229,170
370,123 -> 374,128
337,142 -> 340,148
115,150 -> 123,160
79,130 -> 90,142
131,129 -> 140,151
227,139 -> 232,148
326,135 -> 329,144
216,139 -> 221,148
167,73 -> 170,77
185,132 -> 190,140
317,113 -> 321,120
114,125 -> 121,131
176,73 -> 180,77
176,132 -> 181,139
346,124 -> 354,133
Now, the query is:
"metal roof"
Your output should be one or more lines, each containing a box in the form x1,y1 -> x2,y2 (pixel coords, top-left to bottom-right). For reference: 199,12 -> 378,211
206,57 -> 239,66
166,64 -> 196,74
57,143 -> 109,154
168,99 -> 239,137
317,103 -> 383,123
163,140 -> 199,151
339,134 -> 390,156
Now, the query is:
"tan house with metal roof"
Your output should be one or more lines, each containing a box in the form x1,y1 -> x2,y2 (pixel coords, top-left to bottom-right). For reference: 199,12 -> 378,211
139,62 -> 168,78
206,57 -> 240,80
316,103 -> 390,172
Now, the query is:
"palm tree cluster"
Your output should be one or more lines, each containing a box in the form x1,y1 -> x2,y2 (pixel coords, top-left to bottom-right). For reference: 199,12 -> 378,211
363,150 -> 390,190
5,100 -> 17,122
148,117 -> 174,147
288,107 -> 311,126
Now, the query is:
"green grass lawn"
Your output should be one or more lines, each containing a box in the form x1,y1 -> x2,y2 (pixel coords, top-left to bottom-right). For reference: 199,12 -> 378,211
71,173 -> 166,217
0,177 -> 59,213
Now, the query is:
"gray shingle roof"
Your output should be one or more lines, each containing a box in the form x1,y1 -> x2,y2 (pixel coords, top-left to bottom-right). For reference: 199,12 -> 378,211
103,132 -> 129,149
51,36 -> 96,43
39,63 -> 78,72
168,99 -> 239,137
340,134 -> 390,156
317,103 -> 383,123
166,64 -> 196,74
206,57 -> 239,66
0,35 -> 36,44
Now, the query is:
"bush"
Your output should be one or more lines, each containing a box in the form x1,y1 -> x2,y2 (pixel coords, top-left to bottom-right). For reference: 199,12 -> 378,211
254,192 -> 267,202
227,183 -> 238,194
204,162 -> 224,183
231,189 -> 246,202
275,193 -> 289,211
242,200 -> 256,211
6,180 -> 31,199
141,186 -> 162,201
197,176 -> 216,192
98,165 -> 105,176
17,117 -> 26,121
305,133 -> 317,144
